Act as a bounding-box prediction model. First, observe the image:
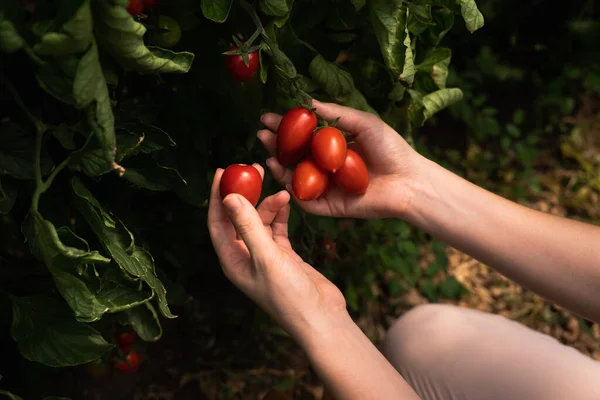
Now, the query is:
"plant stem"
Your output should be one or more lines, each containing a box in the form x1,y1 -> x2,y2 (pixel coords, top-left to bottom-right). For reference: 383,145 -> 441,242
2,77 -> 46,135
31,129 -> 44,212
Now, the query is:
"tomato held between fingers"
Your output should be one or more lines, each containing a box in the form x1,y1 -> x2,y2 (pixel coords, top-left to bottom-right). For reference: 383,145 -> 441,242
311,127 -> 347,173
276,107 -> 318,165
220,164 -> 263,206
225,45 -> 259,82
148,16 -> 181,48
127,0 -> 145,15
292,159 -> 329,201
112,348 -> 141,373
332,149 -> 369,194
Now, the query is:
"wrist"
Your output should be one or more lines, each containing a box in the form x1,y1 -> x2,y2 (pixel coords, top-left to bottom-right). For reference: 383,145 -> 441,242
293,308 -> 355,356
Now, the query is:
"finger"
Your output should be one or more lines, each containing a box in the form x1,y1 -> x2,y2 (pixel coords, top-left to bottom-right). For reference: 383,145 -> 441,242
208,168 -> 237,242
271,202 -> 291,239
313,100 -> 377,138
266,157 -> 293,186
223,194 -> 277,262
257,190 -> 291,226
285,183 -> 337,217
260,113 -> 283,132
257,129 -> 277,156
252,163 -> 265,180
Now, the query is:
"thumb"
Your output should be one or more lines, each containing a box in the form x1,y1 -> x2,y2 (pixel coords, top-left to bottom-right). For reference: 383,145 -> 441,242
223,194 -> 276,261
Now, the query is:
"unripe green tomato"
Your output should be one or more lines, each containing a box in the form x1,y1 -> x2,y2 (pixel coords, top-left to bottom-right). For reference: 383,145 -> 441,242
149,16 -> 181,48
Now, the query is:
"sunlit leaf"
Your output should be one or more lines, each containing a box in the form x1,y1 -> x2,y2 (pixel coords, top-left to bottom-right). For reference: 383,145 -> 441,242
34,0 -> 93,56
422,88 -> 463,121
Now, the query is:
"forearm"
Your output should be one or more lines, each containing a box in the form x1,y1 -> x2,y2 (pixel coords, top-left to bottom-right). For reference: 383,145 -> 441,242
403,156 -> 600,322
298,312 -> 419,400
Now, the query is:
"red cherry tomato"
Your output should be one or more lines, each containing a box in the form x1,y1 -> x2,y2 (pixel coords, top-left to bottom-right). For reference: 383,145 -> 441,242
292,159 -> 328,201
276,107 -> 318,165
311,127 -> 347,173
112,348 -> 141,373
332,149 -> 369,194
116,329 -> 136,347
126,0 -> 144,15
220,164 -> 263,206
225,45 -> 259,83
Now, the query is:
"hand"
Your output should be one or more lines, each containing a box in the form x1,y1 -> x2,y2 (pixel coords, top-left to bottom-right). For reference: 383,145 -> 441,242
258,100 -> 421,219
208,165 -> 348,344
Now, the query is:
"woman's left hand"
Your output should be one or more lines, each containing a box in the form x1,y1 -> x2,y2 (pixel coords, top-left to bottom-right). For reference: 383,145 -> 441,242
208,165 -> 348,345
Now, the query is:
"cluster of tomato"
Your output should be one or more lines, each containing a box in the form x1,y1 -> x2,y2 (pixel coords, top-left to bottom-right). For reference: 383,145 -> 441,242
111,328 -> 141,373
278,107 -> 369,200
220,106 -> 369,207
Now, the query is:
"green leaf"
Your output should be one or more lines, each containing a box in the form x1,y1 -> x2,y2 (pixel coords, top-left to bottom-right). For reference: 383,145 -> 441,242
351,0 -> 366,10
0,19 -> 25,53
0,177 -> 17,214
340,88 -> 379,115
420,278 -> 437,302
439,276 -> 467,299
368,0 -> 406,77
417,48 -> 451,89
399,8 -> 415,86
259,48 -> 268,84
0,120 -> 54,179
11,295 -> 113,367
36,42 -> 118,173
308,54 -> 354,100
201,0 -> 233,23
422,88 -> 463,121
52,124 -> 78,150
93,1 -> 194,73
122,158 -> 187,192
33,0 -> 93,56
22,211 -> 113,322
457,0 -> 484,33
407,2 -> 434,25
118,121 -> 176,154
72,177 -> 176,319
126,302 -> 162,342
260,0 -> 290,17
428,7 -> 454,46
0,390 -> 23,400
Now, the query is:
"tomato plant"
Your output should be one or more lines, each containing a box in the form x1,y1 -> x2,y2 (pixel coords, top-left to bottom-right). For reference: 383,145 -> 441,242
112,348 -> 141,373
311,127 -> 347,173
149,16 -> 181,49
292,159 -> 329,201
0,0 -> 487,391
220,164 -> 263,206
226,45 -> 259,83
277,107 -> 318,165
333,150 -> 370,195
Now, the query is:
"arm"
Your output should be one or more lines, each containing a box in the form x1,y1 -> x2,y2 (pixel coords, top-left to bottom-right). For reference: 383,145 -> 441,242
402,155 -> 600,322
207,168 -> 419,399
300,313 -> 419,400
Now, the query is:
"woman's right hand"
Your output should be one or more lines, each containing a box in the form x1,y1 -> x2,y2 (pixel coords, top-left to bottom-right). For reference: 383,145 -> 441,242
258,100 -> 423,219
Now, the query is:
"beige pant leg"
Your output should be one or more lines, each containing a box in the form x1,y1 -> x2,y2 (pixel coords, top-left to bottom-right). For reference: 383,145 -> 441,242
381,304 -> 600,400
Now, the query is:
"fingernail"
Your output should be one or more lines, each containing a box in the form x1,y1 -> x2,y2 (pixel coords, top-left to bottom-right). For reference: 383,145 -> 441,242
223,195 -> 243,213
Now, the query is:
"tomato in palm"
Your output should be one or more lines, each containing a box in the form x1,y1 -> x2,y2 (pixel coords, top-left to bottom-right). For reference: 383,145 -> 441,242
225,45 -> 259,83
148,16 -> 181,48
292,159 -> 328,201
276,107 -> 318,165
311,127 -> 347,173
332,149 -> 369,194
127,0 -> 144,15
116,329 -> 136,347
112,348 -> 141,373
220,164 -> 263,206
